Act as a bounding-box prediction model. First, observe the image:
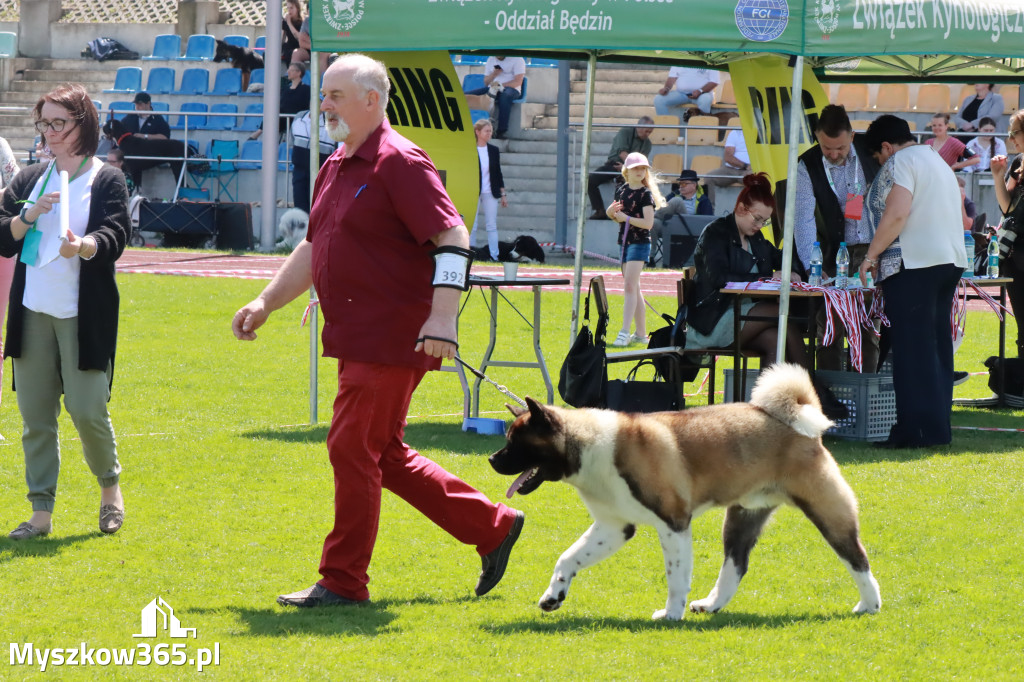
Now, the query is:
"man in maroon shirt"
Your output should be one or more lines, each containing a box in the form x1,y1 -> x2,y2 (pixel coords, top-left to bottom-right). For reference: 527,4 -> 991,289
232,54 -> 523,608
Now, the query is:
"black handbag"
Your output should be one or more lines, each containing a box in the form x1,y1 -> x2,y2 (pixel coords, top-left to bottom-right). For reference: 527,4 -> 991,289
647,303 -> 700,383
558,281 -> 608,408
606,360 -> 683,413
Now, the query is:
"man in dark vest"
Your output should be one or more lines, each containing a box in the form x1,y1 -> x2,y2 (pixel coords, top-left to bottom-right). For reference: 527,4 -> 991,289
794,104 -> 881,371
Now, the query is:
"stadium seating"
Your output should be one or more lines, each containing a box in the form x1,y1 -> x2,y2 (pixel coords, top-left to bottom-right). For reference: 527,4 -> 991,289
649,115 -> 678,145
210,68 -> 243,96
151,102 -> 170,113
240,68 -> 264,96
717,79 -> 737,109
956,84 -> 974,111
512,77 -> 528,104
173,68 -> 210,96
683,116 -> 719,146
456,54 -> 487,65
689,154 -> 722,177
144,34 -> 181,60
179,34 -> 216,61
145,67 -> 176,95
108,101 -> 133,121
851,119 -> 870,131
202,103 -> 238,131
0,31 -> 17,57
462,74 -> 485,92
716,117 -> 742,146
103,67 -> 142,94
527,57 -> 559,68
171,102 -> 208,130
914,84 -> 951,112
254,36 -> 266,53
651,153 -> 682,177
236,139 -> 262,169
239,102 -> 263,132
223,35 -> 249,48
470,109 -> 490,125
875,84 -> 909,112
278,142 -> 292,171
835,83 -> 869,111
1002,85 -> 1019,114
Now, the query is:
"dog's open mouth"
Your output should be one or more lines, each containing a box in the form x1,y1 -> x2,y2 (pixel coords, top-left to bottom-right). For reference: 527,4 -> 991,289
506,468 -> 539,498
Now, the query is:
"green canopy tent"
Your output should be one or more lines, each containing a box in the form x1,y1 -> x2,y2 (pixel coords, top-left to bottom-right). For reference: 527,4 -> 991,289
307,0 -> 1024,365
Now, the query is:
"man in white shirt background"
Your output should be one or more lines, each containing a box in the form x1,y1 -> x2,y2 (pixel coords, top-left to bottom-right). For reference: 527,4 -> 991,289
704,127 -> 751,204
463,56 -> 527,139
654,67 -> 719,121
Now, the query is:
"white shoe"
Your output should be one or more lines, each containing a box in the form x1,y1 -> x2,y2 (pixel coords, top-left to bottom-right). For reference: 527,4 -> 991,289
631,334 -> 649,345
611,331 -> 631,347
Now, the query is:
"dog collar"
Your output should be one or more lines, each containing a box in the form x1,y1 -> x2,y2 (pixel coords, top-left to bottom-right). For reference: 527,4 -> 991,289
117,132 -> 132,146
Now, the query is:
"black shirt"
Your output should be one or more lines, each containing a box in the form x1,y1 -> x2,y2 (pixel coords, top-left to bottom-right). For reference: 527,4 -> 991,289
614,184 -> 654,245
121,113 -> 170,139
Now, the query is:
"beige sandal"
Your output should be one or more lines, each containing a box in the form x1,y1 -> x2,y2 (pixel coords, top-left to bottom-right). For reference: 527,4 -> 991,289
9,521 -> 52,540
99,505 -> 124,534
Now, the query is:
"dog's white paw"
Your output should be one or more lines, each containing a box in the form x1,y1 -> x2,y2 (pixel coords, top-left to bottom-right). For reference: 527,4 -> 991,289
852,600 -> 881,614
651,608 -> 683,621
688,597 -> 720,614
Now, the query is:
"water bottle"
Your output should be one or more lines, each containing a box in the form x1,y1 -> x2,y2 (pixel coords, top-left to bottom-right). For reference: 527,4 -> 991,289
835,242 -> 849,290
963,231 -> 975,279
987,235 -> 1000,278
865,269 -> 874,288
808,241 -> 823,287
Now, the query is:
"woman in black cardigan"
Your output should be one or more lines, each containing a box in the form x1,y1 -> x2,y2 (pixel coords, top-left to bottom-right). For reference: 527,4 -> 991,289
469,119 -> 508,261
0,84 -> 129,539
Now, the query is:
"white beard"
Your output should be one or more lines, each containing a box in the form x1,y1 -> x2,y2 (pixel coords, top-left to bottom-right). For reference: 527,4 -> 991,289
327,116 -> 350,142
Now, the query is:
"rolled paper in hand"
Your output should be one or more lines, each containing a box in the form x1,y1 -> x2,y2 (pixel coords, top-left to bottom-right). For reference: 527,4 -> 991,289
59,170 -> 70,237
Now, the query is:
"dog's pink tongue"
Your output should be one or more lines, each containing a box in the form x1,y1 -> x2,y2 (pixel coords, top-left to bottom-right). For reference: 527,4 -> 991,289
506,470 -> 534,499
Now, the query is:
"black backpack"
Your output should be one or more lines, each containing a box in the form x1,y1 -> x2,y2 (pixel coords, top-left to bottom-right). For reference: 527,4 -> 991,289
83,38 -> 140,61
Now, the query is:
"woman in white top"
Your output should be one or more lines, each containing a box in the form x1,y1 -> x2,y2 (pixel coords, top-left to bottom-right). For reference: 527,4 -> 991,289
963,117 -> 1006,173
859,115 -> 966,450
0,83 -> 130,539
469,119 -> 508,261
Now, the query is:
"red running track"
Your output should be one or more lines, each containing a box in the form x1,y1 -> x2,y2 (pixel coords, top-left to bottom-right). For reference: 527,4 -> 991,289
116,249 -> 1007,310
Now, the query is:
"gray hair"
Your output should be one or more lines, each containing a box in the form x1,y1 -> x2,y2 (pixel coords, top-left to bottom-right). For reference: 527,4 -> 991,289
332,53 -> 390,114
638,116 -> 655,125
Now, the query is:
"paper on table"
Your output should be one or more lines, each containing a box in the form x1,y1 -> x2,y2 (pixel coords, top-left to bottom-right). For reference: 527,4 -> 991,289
724,280 -> 781,291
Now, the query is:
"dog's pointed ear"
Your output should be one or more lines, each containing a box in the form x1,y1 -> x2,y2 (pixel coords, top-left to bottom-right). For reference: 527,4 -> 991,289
525,396 -> 558,432
506,402 -> 527,418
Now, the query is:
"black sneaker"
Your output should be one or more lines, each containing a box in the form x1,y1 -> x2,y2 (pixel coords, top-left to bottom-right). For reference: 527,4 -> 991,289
276,584 -> 367,608
475,511 -> 524,596
952,371 -> 969,386
588,211 -> 611,220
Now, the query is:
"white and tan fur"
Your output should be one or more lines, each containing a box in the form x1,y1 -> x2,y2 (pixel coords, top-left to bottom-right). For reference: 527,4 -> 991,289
490,363 -> 881,621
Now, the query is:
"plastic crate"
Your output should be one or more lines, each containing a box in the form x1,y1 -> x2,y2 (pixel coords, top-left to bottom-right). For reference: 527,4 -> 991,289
723,368 -> 761,403
816,370 -> 896,442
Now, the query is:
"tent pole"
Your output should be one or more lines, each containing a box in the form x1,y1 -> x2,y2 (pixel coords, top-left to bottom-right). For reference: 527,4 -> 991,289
776,56 -> 804,363
261,0 -> 283,251
555,60 -> 570,251
308,55 -> 322,425
571,52 -> 598,340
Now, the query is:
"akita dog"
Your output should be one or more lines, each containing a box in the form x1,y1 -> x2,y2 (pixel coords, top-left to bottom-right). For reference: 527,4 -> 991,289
490,363 -> 881,620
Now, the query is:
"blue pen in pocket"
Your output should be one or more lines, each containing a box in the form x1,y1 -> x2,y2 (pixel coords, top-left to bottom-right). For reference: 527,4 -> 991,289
355,184 -> 367,198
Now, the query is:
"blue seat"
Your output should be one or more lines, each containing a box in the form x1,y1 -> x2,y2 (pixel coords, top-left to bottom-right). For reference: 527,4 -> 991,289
278,142 -> 292,171
254,36 -> 266,52
108,101 -> 133,121
240,68 -> 264,96
238,102 -> 263,132
223,35 -> 249,48
171,102 -> 208,131
236,139 -> 262,170
528,57 -> 559,68
144,34 -> 180,60
201,103 -> 238,131
179,34 -> 216,61
151,101 -> 170,113
512,77 -> 528,104
462,74 -> 485,93
210,68 -> 242,96
145,67 -> 176,95
457,54 -> 487,65
470,109 -> 491,124
301,69 -> 311,86
173,68 -> 210,96
103,67 -> 142,94
92,99 -> 102,112
0,31 -> 18,58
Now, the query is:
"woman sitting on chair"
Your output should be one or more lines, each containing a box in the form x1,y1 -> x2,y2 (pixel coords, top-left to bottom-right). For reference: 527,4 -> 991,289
687,173 -> 845,416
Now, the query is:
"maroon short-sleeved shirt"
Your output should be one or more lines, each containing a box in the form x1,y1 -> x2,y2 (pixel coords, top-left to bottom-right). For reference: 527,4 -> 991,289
307,119 -> 463,370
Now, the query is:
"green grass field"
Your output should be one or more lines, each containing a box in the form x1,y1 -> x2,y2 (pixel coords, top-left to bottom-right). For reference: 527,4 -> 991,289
1,270 -> 1022,680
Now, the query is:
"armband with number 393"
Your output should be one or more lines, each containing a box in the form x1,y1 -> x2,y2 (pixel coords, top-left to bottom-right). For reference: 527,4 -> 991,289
430,245 -> 474,291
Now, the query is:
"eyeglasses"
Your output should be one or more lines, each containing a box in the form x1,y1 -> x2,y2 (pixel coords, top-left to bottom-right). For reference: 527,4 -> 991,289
750,213 -> 772,227
34,118 -> 71,134
1010,129 -> 1024,137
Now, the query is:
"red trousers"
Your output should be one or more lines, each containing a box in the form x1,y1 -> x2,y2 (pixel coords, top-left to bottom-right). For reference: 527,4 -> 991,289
318,359 -> 517,601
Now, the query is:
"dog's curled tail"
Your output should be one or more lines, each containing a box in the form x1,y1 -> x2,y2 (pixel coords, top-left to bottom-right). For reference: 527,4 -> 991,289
750,363 -> 833,438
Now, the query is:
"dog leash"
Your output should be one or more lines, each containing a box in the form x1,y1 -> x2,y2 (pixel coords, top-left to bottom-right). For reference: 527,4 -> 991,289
418,336 -> 527,408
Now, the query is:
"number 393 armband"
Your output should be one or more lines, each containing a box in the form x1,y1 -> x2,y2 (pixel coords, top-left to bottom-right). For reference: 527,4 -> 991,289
430,245 -> 474,291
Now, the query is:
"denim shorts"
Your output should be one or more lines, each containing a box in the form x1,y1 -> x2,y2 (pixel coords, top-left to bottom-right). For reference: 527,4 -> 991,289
621,242 -> 652,263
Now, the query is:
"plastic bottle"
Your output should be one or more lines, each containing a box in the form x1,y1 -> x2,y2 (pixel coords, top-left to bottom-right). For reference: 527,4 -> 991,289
808,241 -> 823,287
865,269 -> 874,288
835,242 -> 849,290
963,231 -> 975,279
987,236 -> 1000,278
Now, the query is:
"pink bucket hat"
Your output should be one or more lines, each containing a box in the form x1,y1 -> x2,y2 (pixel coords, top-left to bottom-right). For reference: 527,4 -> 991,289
623,152 -> 651,169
